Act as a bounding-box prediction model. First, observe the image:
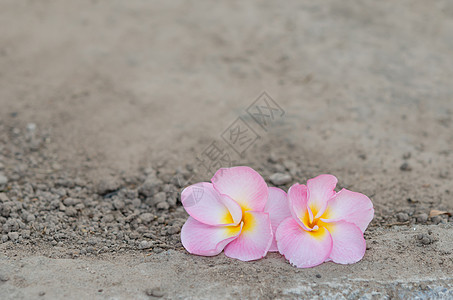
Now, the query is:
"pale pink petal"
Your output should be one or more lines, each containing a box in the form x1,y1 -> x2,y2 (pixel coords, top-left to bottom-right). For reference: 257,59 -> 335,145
287,184 -> 311,231
320,189 -> 374,232
307,174 -> 338,219
181,217 -> 242,256
264,187 -> 291,251
224,211 -> 273,261
320,220 -> 366,264
220,194 -> 243,225
211,166 -> 268,212
276,217 -> 332,268
181,182 -> 242,226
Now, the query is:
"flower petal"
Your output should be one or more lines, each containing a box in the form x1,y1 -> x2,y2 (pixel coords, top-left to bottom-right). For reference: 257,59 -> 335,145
276,217 -> 332,268
321,188 -> 374,232
320,221 -> 366,264
287,184 -> 312,231
223,211 -> 273,261
181,182 -> 242,226
265,187 -> 292,251
181,217 -> 242,256
211,166 -> 268,212
307,174 -> 338,219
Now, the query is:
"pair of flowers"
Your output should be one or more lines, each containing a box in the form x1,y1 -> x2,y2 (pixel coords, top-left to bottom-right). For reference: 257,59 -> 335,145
180,166 -> 374,268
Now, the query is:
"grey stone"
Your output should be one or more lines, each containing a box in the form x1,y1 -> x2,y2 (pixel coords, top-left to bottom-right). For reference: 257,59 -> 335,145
22,230 -> 30,239
132,198 -> 141,208
0,174 -> 8,185
416,213 -> 428,223
113,198 -> 125,210
138,240 -> 153,250
63,197 -> 79,206
26,123 -> 37,132
145,287 -> 164,297
167,225 -> 180,235
269,173 -> 292,185
3,219 -> 19,232
400,162 -> 412,171
26,214 -> 36,223
282,160 -> 298,175
396,212 -> 409,222
103,214 -> 114,223
156,202 -> 170,210
420,234 -> 432,245
166,195 -> 177,207
0,193 -> 8,202
153,192 -> 167,205
74,203 -> 85,210
97,177 -> 121,195
0,273 -> 9,282
139,213 -> 154,223
8,232 -> 19,241
431,216 -> 442,225
138,175 -> 162,197
65,207 -> 77,217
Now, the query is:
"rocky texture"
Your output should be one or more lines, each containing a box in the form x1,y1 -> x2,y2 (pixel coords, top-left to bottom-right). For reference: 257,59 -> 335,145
1,224 -> 452,299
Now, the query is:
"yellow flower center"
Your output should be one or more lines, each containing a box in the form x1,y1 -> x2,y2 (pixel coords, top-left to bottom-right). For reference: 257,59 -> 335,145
301,204 -> 330,232
224,205 -> 255,235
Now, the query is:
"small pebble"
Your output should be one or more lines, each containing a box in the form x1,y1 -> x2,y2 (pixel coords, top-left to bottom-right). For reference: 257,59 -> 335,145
153,247 -> 164,254
269,173 -> 292,185
138,240 -> 153,250
418,234 -> 432,245
0,274 -> 10,282
396,212 -> 409,222
140,213 -> 154,223
167,225 -> 180,235
153,192 -> 167,205
431,216 -> 442,225
65,207 -> 77,217
400,162 -> 412,171
8,232 -> 19,241
26,214 -> 36,223
26,123 -> 37,132
113,198 -> 125,210
63,197 -> 78,206
156,202 -> 170,210
0,174 -> 8,185
416,213 -> 428,223
97,178 -> 121,195
145,287 -> 164,297
39,291 -> 45,296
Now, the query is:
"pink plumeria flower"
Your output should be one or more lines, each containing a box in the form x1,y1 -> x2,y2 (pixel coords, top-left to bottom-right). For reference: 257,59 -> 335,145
264,187 -> 291,252
181,166 -> 284,261
276,174 -> 374,268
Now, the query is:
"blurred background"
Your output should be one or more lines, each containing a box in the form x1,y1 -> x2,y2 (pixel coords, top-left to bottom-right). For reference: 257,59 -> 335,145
0,0 -> 452,207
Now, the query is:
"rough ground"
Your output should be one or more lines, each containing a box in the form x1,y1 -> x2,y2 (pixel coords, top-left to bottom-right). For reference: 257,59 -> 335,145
1,0 -> 453,299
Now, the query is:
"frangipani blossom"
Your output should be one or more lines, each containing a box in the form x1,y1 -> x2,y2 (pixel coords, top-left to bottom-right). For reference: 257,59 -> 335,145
265,187 -> 291,252
276,174 -> 374,268
181,166 -> 284,261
